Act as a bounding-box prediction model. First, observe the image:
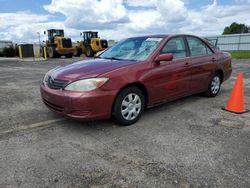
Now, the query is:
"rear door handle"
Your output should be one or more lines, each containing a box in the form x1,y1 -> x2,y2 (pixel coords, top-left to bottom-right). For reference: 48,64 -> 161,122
211,57 -> 217,62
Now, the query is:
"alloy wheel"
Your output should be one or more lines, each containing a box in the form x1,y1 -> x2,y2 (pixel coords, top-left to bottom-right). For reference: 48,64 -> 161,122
211,76 -> 221,95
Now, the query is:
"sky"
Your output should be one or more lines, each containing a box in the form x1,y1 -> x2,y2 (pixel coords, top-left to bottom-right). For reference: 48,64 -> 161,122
0,0 -> 250,43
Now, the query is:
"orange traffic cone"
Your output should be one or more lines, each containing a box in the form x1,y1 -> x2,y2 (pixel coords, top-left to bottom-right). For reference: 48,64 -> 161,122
222,72 -> 249,114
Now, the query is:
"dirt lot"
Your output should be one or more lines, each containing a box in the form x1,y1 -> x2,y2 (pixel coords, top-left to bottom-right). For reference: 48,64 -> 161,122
0,57 -> 249,188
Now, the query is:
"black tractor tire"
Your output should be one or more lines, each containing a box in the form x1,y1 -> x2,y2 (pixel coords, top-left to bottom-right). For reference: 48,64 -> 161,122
112,87 -> 145,126
204,73 -> 222,97
85,46 -> 94,57
48,46 -> 55,58
55,53 -> 61,58
74,47 -> 82,57
65,53 -> 73,58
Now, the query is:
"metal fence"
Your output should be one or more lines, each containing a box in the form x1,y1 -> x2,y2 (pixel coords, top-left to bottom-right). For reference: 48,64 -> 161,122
206,33 -> 250,51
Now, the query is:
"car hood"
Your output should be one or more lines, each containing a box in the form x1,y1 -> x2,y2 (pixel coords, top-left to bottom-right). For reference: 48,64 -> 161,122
51,58 -> 136,81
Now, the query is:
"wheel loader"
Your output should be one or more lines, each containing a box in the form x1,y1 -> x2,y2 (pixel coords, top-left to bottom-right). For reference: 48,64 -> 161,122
41,29 -> 75,58
74,31 -> 108,57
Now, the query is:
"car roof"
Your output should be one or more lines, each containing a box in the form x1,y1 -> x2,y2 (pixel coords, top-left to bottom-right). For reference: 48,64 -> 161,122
128,34 -> 203,39
128,34 -> 169,39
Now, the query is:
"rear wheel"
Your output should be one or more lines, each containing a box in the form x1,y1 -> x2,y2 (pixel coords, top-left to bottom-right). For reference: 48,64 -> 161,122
204,73 -> 221,97
85,46 -> 94,57
113,87 -> 145,126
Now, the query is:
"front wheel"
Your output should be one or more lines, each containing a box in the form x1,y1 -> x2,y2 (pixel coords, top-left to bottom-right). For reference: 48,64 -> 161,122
85,46 -> 94,57
74,47 -> 82,57
113,87 -> 145,126
204,73 -> 221,97
48,47 -> 55,58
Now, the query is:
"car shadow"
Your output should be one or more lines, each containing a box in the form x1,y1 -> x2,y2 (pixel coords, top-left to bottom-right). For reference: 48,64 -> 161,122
60,93 -> 207,131
61,117 -> 119,132
58,89 -> 229,134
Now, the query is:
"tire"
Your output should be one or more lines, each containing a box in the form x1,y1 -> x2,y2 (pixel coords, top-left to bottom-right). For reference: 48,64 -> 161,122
65,53 -> 73,58
204,73 -> 221,97
55,54 -> 61,58
48,47 -> 55,58
74,47 -> 82,57
113,87 -> 145,126
85,46 -> 94,57
77,49 -> 82,57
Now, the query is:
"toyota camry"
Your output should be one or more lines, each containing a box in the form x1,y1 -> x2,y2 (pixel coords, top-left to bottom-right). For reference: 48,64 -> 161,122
40,34 -> 232,125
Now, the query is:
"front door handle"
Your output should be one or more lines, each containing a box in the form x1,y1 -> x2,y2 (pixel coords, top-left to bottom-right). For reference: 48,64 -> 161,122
211,57 -> 217,62
184,62 -> 189,67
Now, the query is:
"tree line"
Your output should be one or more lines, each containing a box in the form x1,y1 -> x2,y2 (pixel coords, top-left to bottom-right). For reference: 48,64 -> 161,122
223,22 -> 249,35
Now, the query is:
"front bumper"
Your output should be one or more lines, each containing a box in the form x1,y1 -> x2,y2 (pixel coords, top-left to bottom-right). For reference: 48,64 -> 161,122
40,83 -> 117,120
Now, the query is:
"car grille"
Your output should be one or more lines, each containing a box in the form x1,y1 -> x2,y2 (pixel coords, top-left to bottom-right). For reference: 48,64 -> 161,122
47,76 -> 68,89
62,38 -> 72,48
43,99 -> 64,112
100,39 -> 108,48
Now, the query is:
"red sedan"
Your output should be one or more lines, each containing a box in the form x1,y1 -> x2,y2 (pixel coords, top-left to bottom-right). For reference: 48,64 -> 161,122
40,34 -> 232,125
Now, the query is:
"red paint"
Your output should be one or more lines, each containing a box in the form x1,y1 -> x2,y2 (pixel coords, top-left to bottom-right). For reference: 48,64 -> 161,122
40,34 -> 232,120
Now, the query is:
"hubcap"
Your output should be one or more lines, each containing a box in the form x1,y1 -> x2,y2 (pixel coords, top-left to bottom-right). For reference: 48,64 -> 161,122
211,76 -> 220,94
121,93 -> 142,121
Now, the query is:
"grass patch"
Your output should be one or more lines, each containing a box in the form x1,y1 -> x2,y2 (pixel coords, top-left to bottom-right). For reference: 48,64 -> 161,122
229,51 -> 250,59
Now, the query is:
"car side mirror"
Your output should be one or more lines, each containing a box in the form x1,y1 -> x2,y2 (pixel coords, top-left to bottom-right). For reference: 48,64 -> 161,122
155,53 -> 173,63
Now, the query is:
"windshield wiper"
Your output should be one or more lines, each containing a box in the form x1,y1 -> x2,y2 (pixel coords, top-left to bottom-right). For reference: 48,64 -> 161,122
101,57 -> 124,60
99,56 -> 137,61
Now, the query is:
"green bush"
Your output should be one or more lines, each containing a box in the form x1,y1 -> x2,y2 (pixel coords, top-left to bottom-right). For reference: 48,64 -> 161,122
2,46 -> 15,57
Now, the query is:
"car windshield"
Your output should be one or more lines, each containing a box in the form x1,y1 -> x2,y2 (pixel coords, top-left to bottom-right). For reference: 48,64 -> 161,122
99,37 -> 163,61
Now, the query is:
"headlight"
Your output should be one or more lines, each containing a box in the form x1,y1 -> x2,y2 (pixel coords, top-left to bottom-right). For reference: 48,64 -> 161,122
43,67 -> 59,82
43,71 -> 51,83
64,78 -> 109,91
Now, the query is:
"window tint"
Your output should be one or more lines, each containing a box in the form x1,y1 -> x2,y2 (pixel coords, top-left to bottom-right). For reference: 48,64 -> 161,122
187,37 -> 213,56
119,41 -> 135,51
161,37 -> 187,59
99,37 -> 163,61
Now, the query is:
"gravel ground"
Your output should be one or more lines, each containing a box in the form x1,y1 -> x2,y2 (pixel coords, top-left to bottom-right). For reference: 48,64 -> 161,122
0,57 -> 249,188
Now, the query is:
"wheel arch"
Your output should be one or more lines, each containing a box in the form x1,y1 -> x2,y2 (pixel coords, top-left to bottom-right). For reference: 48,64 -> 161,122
111,82 -> 149,114
215,69 -> 224,82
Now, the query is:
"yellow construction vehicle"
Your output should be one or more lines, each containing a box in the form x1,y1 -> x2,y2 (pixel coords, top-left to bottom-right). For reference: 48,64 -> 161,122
41,29 -> 75,58
74,31 -> 108,57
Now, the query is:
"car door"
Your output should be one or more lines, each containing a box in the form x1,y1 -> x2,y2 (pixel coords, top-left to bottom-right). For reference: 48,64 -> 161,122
147,36 -> 191,103
186,36 -> 217,92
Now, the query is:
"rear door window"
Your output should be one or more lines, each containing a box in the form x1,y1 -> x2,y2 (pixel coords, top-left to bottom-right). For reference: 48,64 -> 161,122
187,37 -> 213,57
